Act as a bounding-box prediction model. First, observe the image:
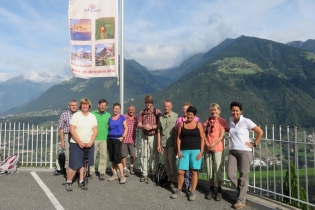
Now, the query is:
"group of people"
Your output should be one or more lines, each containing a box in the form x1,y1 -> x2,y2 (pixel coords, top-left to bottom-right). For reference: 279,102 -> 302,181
58,95 -> 263,210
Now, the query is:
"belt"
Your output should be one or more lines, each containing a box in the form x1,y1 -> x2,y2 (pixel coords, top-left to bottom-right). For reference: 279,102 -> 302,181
108,135 -> 122,138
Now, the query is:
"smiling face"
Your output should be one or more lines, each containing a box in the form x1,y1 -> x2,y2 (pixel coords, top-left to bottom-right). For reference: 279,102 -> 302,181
210,107 -> 220,118
164,101 -> 172,114
186,111 -> 195,122
182,105 -> 189,117
127,106 -> 135,116
113,105 -> 121,115
81,103 -> 90,113
98,102 -> 107,112
231,106 -> 242,120
68,102 -> 78,113
145,102 -> 153,110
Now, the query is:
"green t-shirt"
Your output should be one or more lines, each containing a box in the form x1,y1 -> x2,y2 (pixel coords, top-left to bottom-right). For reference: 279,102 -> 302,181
92,110 -> 111,140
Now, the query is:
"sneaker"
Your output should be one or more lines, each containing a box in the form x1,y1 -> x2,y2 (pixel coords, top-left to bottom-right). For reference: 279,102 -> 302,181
140,176 -> 148,182
206,191 -> 213,200
233,202 -> 246,209
108,174 -> 118,182
129,166 -> 134,175
120,176 -> 126,184
188,190 -> 196,201
78,182 -> 88,190
215,192 -> 222,201
99,173 -> 105,180
65,182 -> 73,191
171,189 -> 182,199
123,169 -> 130,177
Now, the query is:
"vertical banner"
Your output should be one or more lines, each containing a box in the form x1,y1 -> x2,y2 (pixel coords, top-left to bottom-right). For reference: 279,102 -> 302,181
68,0 -> 118,78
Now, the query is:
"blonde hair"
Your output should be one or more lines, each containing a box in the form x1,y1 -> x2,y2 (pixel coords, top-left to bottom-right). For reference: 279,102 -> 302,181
183,102 -> 192,107
79,98 -> 92,109
210,103 -> 221,114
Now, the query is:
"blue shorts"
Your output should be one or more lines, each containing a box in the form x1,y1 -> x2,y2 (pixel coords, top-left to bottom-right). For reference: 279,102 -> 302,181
69,143 -> 94,169
178,149 -> 202,170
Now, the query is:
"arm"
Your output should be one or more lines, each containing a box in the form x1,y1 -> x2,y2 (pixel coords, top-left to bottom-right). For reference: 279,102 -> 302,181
59,129 -> 65,149
86,126 -> 98,148
157,121 -> 162,153
119,120 -> 128,142
176,122 -> 183,158
69,124 -> 85,148
245,126 -> 264,148
209,128 -> 225,149
196,122 -> 205,160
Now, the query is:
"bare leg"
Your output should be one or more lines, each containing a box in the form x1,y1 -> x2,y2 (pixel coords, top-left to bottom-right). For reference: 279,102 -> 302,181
122,157 -> 127,168
177,170 -> 185,190
130,156 -> 135,165
66,168 -> 77,182
190,170 -> 198,191
112,162 -> 117,174
79,167 -> 84,181
117,163 -> 124,177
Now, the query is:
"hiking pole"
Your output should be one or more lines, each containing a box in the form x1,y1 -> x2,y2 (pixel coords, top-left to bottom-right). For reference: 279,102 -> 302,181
83,148 -> 89,190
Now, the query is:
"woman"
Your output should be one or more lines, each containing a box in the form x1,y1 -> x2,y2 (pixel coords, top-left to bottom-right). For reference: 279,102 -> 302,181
228,102 -> 263,209
204,103 -> 227,201
174,102 -> 201,191
107,103 -> 128,184
171,106 -> 204,201
66,98 -> 98,191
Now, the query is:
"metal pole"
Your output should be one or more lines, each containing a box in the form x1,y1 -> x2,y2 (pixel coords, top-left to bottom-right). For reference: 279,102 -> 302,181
119,0 -> 124,113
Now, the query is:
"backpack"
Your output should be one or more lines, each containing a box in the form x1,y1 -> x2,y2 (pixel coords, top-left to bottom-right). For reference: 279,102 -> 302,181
0,154 -> 19,174
54,152 -> 66,175
156,163 -> 168,186
141,108 -> 161,125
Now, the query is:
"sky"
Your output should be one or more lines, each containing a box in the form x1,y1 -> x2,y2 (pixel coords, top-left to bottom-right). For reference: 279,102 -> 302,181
0,0 -> 314,82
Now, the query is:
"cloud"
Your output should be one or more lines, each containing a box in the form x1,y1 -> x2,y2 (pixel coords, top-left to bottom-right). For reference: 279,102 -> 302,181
0,73 -> 17,82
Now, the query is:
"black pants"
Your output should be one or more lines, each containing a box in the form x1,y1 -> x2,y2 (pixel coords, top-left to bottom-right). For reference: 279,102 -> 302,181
107,138 -> 122,164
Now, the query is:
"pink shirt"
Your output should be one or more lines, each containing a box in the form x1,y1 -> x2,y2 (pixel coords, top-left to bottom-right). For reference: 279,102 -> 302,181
175,116 -> 201,129
204,117 -> 227,152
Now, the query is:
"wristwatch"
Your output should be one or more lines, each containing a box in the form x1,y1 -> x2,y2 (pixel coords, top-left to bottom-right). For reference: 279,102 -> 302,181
251,142 -> 257,148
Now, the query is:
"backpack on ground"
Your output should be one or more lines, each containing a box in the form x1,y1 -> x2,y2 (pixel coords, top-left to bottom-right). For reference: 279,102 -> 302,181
0,154 -> 19,174
54,152 -> 66,175
156,163 -> 168,186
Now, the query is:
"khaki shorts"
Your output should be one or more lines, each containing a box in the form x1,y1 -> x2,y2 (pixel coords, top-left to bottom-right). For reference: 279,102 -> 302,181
121,143 -> 136,158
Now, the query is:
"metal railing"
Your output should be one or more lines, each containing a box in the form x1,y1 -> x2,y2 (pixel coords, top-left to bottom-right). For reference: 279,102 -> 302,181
1,121 -> 315,209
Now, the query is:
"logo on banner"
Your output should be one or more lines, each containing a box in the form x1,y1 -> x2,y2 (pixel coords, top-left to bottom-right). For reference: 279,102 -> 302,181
84,4 -> 101,12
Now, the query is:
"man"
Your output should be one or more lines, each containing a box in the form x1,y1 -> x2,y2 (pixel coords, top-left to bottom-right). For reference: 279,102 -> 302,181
58,99 -> 78,176
138,95 -> 162,182
90,99 -> 111,180
122,105 -> 138,176
157,100 -> 178,188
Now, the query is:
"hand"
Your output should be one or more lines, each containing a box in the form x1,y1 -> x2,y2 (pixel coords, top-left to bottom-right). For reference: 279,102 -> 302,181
205,144 -> 211,150
177,151 -> 182,158
61,141 -> 65,149
196,152 -> 203,160
118,137 -> 124,142
245,142 -> 253,148
209,143 -> 215,150
85,141 -> 94,148
78,141 -> 85,149
157,146 -> 163,153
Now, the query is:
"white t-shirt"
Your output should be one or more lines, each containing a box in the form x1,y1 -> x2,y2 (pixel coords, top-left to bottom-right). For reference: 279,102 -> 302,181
229,115 -> 256,151
70,111 -> 97,143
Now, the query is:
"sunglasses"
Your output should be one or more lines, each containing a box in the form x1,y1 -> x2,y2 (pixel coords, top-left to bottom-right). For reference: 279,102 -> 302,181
210,125 -> 214,133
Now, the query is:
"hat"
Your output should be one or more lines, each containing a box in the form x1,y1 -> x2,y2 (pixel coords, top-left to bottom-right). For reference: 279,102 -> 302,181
144,95 -> 154,103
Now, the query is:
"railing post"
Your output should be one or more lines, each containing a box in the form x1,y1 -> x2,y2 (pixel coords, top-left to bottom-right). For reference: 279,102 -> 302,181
50,122 -> 54,169
294,126 -> 300,208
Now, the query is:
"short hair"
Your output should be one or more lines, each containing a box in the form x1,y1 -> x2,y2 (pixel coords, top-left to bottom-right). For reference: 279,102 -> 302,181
98,99 -> 107,105
144,95 -> 154,103
210,103 -> 221,112
127,105 -> 135,110
230,101 -> 242,111
183,102 -> 192,107
68,100 -> 77,106
186,106 -> 197,115
79,98 -> 92,109
164,100 -> 172,104
113,103 -> 121,108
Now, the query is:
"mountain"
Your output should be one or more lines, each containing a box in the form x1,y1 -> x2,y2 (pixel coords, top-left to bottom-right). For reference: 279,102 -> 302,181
287,39 -> 315,53
150,38 -> 236,82
2,59 -> 171,117
127,36 -> 315,128
0,73 -> 63,114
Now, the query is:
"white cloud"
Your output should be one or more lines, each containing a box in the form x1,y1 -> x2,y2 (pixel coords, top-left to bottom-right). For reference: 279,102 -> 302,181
0,73 -> 17,82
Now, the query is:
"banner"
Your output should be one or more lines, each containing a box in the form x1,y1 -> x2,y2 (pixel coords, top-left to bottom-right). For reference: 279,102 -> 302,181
68,0 -> 118,78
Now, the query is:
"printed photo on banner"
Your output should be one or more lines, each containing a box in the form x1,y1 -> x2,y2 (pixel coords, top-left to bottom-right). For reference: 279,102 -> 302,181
70,19 -> 91,41
95,43 -> 115,66
95,17 -> 115,40
71,45 -> 92,67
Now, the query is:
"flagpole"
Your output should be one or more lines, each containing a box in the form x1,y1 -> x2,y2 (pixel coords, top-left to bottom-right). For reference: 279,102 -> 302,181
120,0 -> 124,113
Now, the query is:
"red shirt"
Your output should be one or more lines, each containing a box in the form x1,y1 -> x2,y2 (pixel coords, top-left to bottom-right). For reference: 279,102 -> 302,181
123,114 -> 138,144
204,117 -> 227,152
138,107 -> 162,135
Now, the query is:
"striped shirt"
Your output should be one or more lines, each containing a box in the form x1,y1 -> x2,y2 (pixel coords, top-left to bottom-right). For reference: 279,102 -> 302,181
123,114 -> 138,144
138,107 -> 162,136
58,110 -> 75,134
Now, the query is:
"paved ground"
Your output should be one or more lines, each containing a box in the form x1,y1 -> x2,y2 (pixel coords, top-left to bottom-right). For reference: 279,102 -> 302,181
0,170 -> 258,210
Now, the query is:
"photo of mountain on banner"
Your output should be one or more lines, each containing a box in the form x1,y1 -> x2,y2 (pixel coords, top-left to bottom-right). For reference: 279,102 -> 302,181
95,43 -> 115,66
95,17 -> 115,40
70,19 -> 91,41
71,45 -> 92,67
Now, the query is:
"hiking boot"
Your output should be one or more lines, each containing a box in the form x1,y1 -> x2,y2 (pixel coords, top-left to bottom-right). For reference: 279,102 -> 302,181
123,169 -> 130,177
99,173 -> 105,180
78,182 -> 88,190
65,182 -> 73,191
233,202 -> 245,209
171,189 -> 182,199
215,192 -> 222,201
120,176 -> 126,184
188,190 -> 196,201
140,176 -> 148,182
206,191 -> 213,200
108,174 -> 118,181
129,166 -> 134,175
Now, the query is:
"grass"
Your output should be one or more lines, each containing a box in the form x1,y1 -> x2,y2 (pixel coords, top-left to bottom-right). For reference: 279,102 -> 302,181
211,57 -> 263,74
